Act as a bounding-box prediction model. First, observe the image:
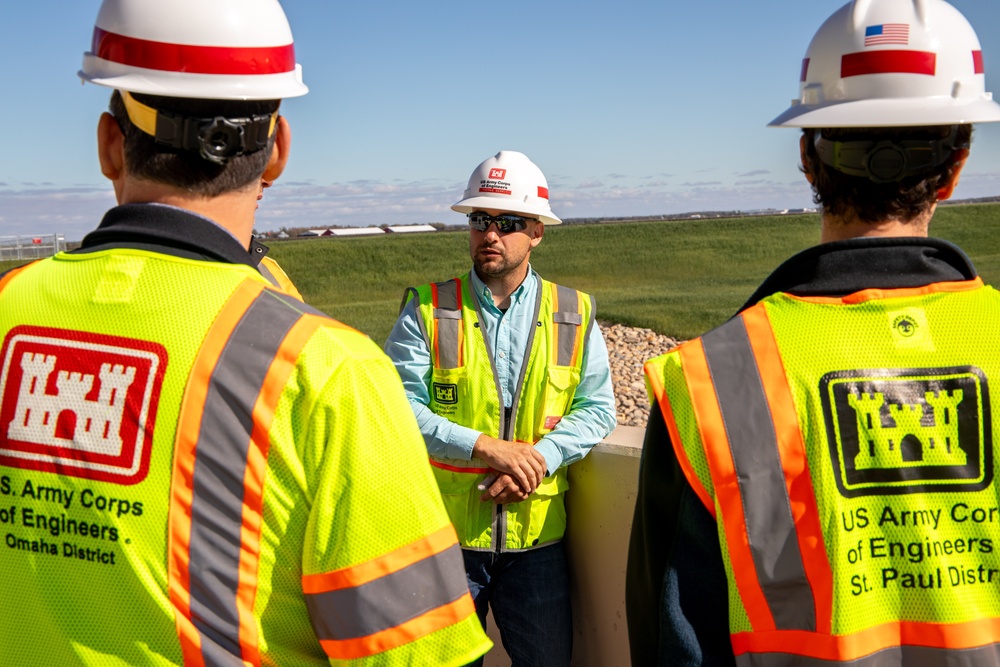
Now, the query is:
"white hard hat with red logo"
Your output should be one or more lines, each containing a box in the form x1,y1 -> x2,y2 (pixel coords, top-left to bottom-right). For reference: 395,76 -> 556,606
769,0 -> 1000,127
79,0 -> 307,100
452,151 -> 562,225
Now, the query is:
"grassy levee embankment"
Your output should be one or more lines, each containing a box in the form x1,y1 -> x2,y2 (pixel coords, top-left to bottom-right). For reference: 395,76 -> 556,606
268,202 -> 1000,343
3,203 -> 999,344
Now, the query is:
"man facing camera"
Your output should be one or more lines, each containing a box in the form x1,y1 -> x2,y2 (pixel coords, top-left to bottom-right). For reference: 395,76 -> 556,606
385,150 -> 616,666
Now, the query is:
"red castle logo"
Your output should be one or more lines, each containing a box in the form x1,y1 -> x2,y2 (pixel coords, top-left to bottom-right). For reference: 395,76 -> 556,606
488,168 -> 507,180
0,326 -> 167,485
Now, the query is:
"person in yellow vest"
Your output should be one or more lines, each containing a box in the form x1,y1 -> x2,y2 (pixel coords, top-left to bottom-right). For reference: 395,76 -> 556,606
384,150 -> 617,666
626,1 -> 1000,665
0,0 -> 491,665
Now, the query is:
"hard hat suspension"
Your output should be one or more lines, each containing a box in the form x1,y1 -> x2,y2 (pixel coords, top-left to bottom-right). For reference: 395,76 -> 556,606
813,126 -> 966,183
121,91 -> 277,164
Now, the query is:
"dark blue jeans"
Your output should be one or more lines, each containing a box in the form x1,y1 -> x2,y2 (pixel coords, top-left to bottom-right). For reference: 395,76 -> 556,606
463,542 -> 572,667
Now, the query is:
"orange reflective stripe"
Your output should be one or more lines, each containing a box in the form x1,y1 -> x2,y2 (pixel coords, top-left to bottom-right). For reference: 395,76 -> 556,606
788,278 -> 984,305
570,291 -> 584,368
679,338 -> 776,632
551,283 -> 586,368
169,279 -> 265,667
318,593 -> 476,660
429,458 -> 493,474
644,354 -> 714,516
742,305 -> 834,635
551,283 -> 559,366
302,524 -> 460,593
733,617 -> 1000,661
0,262 -> 35,295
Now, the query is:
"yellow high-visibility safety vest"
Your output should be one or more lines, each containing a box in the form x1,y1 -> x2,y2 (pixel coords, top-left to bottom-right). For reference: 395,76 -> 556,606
645,278 -> 1000,665
406,271 -> 594,552
0,249 -> 490,666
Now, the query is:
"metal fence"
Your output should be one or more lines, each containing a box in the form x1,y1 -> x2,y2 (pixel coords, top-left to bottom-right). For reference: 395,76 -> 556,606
0,234 -> 66,261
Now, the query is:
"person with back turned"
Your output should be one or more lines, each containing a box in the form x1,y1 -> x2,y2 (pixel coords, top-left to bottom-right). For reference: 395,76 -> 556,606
0,1 -> 491,664
627,1 -> 1000,664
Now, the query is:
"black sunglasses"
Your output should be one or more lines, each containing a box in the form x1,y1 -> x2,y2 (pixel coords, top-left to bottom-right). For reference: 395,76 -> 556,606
467,211 -> 536,233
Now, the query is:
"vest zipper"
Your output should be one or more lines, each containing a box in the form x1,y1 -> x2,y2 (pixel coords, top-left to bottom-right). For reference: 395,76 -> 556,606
493,406 -> 514,553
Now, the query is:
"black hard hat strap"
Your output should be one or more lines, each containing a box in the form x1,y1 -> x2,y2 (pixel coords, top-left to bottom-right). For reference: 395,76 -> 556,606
153,110 -> 274,165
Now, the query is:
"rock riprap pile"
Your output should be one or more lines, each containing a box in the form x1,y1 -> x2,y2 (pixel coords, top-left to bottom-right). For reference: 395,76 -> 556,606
600,322 -> 681,428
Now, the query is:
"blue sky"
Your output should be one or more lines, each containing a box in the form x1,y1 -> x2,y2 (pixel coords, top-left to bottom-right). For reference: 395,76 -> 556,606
4,0 -> 1000,240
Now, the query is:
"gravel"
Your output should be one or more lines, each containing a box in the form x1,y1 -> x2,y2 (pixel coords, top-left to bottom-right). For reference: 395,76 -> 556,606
599,322 -> 681,428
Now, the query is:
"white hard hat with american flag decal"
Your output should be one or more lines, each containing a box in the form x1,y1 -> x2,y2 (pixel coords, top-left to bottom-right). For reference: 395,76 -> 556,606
770,0 -> 1000,127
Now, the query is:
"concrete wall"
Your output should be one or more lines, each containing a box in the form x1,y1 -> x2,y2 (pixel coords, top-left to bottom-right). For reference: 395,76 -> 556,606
482,425 -> 643,666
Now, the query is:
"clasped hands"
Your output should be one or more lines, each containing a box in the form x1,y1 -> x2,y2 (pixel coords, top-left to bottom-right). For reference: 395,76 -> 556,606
471,435 -> 547,504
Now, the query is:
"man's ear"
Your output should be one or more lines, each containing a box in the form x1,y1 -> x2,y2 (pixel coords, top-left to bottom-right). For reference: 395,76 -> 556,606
97,112 -> 125,182
937,148 -> 970,201
800,133 -> 815,185
262,116 -> 291,183
530,221 -> 544,248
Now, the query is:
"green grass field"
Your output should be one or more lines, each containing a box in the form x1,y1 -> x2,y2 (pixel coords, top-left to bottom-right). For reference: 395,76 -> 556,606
4,203 -> 999,343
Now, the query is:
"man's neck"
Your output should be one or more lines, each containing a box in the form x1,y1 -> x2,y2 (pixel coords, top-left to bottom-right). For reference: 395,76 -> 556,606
116,179 -> 258,248
476,264 -> 530,309
819,207 -> 934,244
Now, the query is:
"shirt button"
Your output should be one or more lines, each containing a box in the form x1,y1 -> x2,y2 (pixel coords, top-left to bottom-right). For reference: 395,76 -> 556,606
499,351 -> 506,358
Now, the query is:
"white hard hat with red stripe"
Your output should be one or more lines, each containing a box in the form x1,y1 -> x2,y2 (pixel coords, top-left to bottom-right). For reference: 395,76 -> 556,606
770,0 -> 1000,127
79,0 -> 307,100
451,151 -> 562,225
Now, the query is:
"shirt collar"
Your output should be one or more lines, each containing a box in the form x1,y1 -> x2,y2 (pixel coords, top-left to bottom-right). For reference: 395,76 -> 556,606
741,236 -> 977,311
77,203 -> 267,268
470,265 -> 536,310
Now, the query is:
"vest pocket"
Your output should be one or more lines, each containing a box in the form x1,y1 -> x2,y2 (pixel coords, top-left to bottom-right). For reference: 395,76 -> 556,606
538,366 -> 581,434
431,465 -> 492,547
521,469 -> 570,547
534,469 -> 570,497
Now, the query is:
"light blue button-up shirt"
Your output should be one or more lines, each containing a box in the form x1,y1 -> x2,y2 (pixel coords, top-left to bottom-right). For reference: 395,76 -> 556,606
384,267 -> 617,474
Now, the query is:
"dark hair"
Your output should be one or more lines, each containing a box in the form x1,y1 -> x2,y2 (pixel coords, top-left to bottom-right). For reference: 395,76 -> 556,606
109,90 -> 281,197
801,124 -> 971,223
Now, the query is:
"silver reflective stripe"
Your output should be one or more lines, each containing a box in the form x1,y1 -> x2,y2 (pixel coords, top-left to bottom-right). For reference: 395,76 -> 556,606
552,312 -> 583,325
701,316 -> 814,632
306,544 -> 468,641
189,289 -> 304,665
735,642 -> 1000,666
435,279 -> 461,369
554,284 -> 581,367
257,261 -> 280,289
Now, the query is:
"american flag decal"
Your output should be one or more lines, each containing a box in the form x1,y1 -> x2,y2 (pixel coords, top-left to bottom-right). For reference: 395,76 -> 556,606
865,24 -> 909,46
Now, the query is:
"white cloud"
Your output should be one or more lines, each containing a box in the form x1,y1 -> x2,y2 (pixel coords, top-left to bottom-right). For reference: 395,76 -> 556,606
9,169 -> 997,241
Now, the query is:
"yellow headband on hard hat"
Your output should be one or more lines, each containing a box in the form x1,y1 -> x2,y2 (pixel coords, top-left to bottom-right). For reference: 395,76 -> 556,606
119,90 -> 279,164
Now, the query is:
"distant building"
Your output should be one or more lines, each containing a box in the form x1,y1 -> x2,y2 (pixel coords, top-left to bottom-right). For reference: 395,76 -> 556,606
328,228 -> 386,237
384,224 -> 437,234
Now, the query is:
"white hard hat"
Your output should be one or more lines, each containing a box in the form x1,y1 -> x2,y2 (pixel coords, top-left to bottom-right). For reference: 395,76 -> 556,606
451,151 -> 562,225
770,0 -> 1000,127
79,0 -> 308,100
